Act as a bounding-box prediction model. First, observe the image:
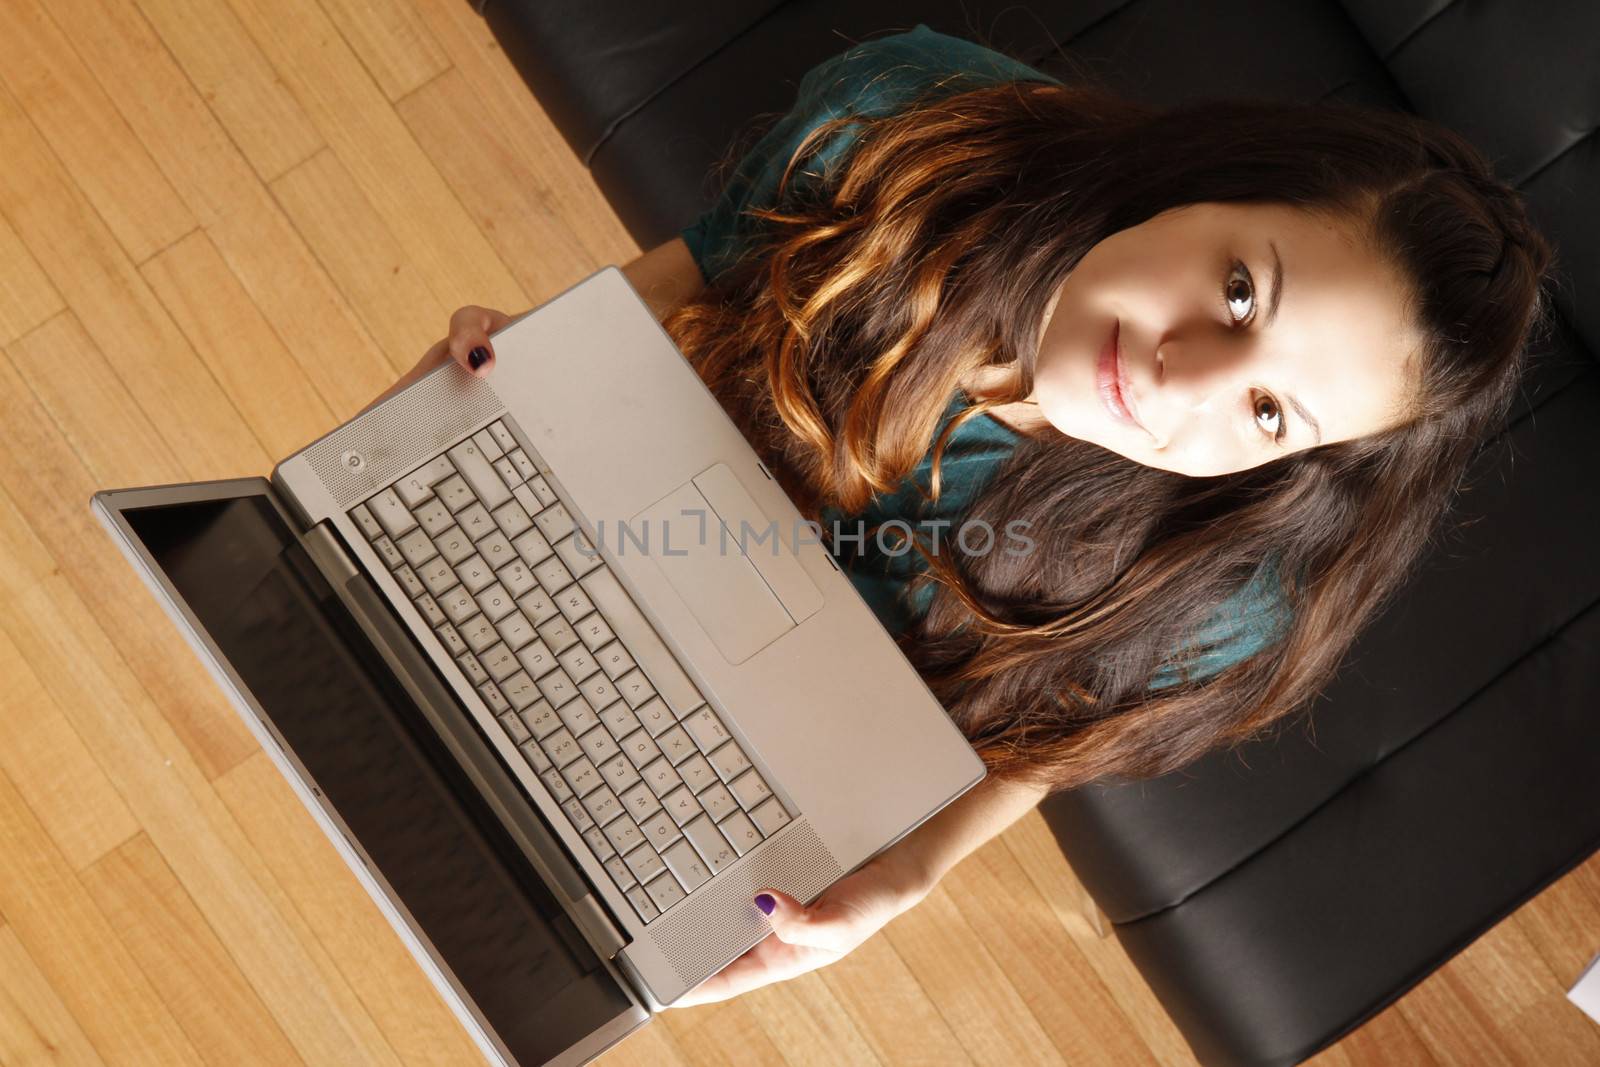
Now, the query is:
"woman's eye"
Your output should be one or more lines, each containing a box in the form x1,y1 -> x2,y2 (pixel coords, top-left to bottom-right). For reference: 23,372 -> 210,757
1254,392 -> 1286,443
1224,261 -> 1256,325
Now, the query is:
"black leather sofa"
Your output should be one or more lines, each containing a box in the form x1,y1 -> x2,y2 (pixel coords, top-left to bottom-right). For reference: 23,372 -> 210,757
477,2 -> 1600,1063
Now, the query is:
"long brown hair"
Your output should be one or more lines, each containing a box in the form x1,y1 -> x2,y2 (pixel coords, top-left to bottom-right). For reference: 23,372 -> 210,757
663,75 -> 1555,793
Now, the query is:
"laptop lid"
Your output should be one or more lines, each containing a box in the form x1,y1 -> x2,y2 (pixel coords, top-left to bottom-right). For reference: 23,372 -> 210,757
92,478 -> 648,1067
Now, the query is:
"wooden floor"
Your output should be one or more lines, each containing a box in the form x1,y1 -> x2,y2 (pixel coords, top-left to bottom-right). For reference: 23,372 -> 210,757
0,0 -> 1596,1063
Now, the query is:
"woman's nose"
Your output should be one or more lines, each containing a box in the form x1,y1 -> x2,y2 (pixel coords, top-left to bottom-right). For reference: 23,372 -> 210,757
1149,333 -> 1250,448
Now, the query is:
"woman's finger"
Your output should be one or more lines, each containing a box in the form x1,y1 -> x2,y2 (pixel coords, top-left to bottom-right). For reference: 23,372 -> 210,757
445,305 -> 514,377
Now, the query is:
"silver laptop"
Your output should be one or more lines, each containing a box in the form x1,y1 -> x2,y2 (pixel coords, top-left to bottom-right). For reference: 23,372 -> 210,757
92,266 -> 986,1066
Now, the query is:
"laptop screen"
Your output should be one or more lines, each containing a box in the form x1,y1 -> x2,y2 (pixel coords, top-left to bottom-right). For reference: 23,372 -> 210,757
121,491 -> 640,1064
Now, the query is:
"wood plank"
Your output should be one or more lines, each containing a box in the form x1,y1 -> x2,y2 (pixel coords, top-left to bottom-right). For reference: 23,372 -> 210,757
883,882 -> 1066,1066
225,0 -> 526,314
0,627 -> 139,873
214,751 -> 491,1067
133,0 -> 324,181
0,80 -> 266,483
1002,812 -> 1196,1063
53,0 -> 397,417
0,762 -> 203,1066
0,212 -> 63,346
657,999 -> 793,1067
141,229 -> 335,457
1306,1004 -> 1439,1067
0,325 -> 259,781
0,924 -> 108,1067
816,933 -> 972,1065
595,1016 -> 694,1067
408,0 -> 638,261
320,0 -> 450,102
270,147 -> 450,369
396,67 -> 600,303
80,833 -> 307,1067
0,493 -> 407,1067
742,971 -> 883,1067
0,0 -> 194,264
942,841 -> 1163,1066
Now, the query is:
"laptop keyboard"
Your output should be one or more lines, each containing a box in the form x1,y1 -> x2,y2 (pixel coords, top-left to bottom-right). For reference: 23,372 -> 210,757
347,416 -> 794,924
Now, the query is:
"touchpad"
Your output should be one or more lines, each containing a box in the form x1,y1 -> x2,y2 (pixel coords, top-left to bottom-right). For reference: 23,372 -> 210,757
629,463 -> 823,664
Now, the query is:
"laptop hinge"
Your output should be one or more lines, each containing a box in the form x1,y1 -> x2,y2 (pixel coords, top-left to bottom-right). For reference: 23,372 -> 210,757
296,522 -> 629,959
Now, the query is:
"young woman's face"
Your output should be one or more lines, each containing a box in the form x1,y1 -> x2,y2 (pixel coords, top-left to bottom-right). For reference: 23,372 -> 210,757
1030,201 -> 1422,476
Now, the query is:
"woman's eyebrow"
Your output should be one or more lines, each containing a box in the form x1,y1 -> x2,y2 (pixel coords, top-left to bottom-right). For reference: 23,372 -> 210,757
1287,390 -> 1323,445
1265,241 -> 1285,328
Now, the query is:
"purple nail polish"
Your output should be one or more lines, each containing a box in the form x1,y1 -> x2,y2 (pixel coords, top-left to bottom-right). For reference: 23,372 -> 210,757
755,893 -> 775,915
469,346 -> 490,370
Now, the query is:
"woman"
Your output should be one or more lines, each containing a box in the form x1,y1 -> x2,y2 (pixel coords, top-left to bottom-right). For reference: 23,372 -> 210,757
383,25 -> 1554,1006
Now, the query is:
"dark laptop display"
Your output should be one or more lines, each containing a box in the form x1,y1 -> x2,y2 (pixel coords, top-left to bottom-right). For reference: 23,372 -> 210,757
122,493 -> 635,1064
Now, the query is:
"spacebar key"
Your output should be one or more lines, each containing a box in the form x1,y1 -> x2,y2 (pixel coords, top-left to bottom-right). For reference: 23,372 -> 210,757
579,568 -> 702,715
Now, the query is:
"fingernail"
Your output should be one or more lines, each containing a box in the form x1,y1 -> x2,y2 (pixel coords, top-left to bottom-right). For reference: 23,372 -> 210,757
754,893 -> 775,915
468,346 -> 490,370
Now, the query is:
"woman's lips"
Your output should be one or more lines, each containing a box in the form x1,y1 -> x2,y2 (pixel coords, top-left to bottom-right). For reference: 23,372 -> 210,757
1097,320 -> 1145,434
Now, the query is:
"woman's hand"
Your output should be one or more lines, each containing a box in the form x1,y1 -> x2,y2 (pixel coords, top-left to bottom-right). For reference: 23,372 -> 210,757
668,848 -> 932,1008
359,305 -> 517,416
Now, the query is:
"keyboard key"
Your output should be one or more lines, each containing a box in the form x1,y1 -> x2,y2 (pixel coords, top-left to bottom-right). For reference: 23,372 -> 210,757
415,592 -> 444,626
603,854 -> 634,891
579,671 -> 620,711
662,786 -> 702,827
520,700 -> 560,739
418,558 -> 455,597
512,483 -> 541,518
558,644 -> 598,686
396,528 -> 437,567
677,754 -> 716,794
535,668 -> 578,707
622,731 -> 662,771
434,474 -> 475,512
554,531 -> 602,578
639,811 -> 680,849
460,615 -> 498,654
616,669 -> 656,709
561,795 -> 595,833
698,782 -> 738,822
413,497 -> 453,536
599,700 -> 639,739
436,622 -> 466,656
393,564 -> 423,599
708,741 -> 752,784
644,871 -> 687,913
555,695 -> 600,736
619,780 -> 662,820
749,797 -> 791,836
493,500 -> 534,540
498,712 -> 531,745
457,502 -> 495,540
537,615 -> 579,655
606,816 -> 644,856
513,528 -> 553,565
599,753 -> 641,793
532,555 -> 572,592
488,421 -> 518,453
540,728 -> 580,767
581,824 -> 614,860
501,671 -> 539,710
561,756 -> 601,796
493,454 -> 521,489
472,427 -> 504,460
684,815 -> 737,873
639,757 -> 679,797
718,811 -> 761,856
516,587 -> 559,626
494,610 -> 537,650
439,588 -> 476,626
474,582 -> 516,622
623,842 -> 663,882
625,883 -> 660,922
526,475 -> 558,508
576,614 -> 616,654
577,568 -> 703,716
518,738 -> 551,773
578,725 -> 621,765
477,529 -> 515,567
510,448 -> 538,480
396,455 -> 454,506
533,501 -> 575,542
682,705 -> 730,753
729,769 -> 773,810
498,558 -> 536,599
478,682 -> 509,713
447,437 -> 512,510
634,698 -> 674,738
456,554 -> 496,594
367,488 -> 416,537
435,526 -> 474,565
556,583 -> 595,623
351,502 -> 382,539
481,643 -> 519,682
514,639 -> 556,678
539,766 -> 573,803
456,652 -> 487,685
372,535 -> 403,569
583,786 -> 622,825
661,838 -> 711,892
656,725 -> 694,765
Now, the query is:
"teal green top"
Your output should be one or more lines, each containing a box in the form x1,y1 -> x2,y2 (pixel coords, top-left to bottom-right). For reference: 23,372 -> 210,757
680,25 -> 1291,687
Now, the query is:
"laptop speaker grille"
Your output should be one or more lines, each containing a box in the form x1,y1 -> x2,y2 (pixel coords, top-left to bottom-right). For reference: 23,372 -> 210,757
304,368 -> 503,508
649,819 -> 842,987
